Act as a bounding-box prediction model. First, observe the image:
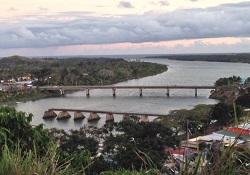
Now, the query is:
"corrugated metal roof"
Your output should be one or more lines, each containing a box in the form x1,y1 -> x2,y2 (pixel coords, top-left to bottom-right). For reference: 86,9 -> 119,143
216,130 -> 250,141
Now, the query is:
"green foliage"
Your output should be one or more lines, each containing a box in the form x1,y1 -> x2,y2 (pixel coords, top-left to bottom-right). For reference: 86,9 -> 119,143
49,128 -> 98,155
0,107 -> 94,174
0,106 -> 51,155
0,106 -> 249,174
0,87 -> 48,103
160,104 -> 214,138
0,141 -> 75,175
102,121 -> 178,171
236,93 -> 250,107
49,128 -> 98,174
211,103 -> 243,127
214,76 -> 241,86
205,143 -> 250,175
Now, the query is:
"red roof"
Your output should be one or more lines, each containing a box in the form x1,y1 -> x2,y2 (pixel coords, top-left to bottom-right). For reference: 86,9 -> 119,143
170,148 -> 197,155
227,127 -> 250,136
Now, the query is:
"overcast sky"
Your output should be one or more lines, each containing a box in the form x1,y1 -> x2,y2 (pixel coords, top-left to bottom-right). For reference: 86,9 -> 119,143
0,0 -> 250,57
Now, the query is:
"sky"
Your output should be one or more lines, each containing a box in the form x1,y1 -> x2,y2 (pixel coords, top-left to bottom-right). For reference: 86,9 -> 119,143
0,0 -> 250,57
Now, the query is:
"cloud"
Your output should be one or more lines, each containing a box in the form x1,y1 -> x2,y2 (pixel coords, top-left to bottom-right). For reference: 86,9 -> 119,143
8,7 -> 17,12
150,1 -> 169,6
39,7 -> 48,11
1,1 -> 250,49
117,1 -> 133,8
159,1 -> 169,6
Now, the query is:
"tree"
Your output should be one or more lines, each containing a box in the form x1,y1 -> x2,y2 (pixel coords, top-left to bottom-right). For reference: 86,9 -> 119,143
0,106 -> 51,155
32,68 -> 52,82
211,103 -> 243,127
102,120 -> 178,171
215,76 -> 241,86
160,105 -> 213,138
236,93 -> 250,107
49,128 -> 98,174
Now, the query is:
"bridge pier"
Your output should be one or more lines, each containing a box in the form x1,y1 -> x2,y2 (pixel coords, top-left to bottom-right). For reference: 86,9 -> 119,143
88,112 -> 100,122
106,113 -> 114,122
59,88 -> 65,95
123,114 -> 131,121
43,110 -> 57,119
112,88 -> 116,97
140,115 -> 149,122
57,111 -> 71,120
86,88 -> 90,97
139,88 -> 142,96
166,88 -> 170,96
195,88 -> 197,96
74,111 -> 85,120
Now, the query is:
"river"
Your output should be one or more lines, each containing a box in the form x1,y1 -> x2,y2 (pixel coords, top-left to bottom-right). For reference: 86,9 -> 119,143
14,58 -> 250,131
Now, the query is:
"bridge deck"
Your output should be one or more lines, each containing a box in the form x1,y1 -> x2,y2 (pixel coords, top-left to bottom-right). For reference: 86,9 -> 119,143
40,85 -> 215,91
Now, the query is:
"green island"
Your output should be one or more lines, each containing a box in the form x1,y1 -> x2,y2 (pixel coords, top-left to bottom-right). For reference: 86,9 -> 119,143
0,56 -> 250,174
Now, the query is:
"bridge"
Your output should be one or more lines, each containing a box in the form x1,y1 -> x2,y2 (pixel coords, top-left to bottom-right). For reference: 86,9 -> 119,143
43,108 -> 165,122
39,85 -> 215,96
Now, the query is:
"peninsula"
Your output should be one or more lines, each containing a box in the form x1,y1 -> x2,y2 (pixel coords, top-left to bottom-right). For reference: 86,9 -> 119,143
0,55 -> 167,103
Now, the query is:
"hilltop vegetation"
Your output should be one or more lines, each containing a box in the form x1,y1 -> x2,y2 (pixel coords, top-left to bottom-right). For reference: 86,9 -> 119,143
0,55 -> 167,86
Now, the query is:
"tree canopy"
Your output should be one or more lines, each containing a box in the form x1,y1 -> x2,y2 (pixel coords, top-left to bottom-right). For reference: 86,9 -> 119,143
102,120 -> 179,171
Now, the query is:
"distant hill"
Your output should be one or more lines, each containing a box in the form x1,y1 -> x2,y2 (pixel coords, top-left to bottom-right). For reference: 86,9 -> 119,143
0,55 -> 48,68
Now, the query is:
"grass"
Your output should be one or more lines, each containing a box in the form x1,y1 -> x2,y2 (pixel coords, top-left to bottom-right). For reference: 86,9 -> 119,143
0,141 -> 72,175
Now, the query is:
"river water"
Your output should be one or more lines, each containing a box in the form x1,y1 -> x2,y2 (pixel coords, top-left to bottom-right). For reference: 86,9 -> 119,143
14,58 -> 250,131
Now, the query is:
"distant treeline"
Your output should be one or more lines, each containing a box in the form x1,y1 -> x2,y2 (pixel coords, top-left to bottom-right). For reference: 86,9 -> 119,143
147,53 -> 250,63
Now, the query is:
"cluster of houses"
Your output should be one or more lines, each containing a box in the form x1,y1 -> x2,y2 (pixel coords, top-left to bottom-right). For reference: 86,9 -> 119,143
164,112 -> 250,174
0,74 -> 36,91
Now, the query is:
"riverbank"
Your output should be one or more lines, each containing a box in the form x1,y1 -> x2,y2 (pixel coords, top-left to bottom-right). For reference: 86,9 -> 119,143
209,84 -> 238,103
0,90 -> 51,107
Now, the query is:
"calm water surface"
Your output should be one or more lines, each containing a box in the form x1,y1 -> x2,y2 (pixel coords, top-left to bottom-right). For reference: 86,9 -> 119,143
14,59 -> 250,131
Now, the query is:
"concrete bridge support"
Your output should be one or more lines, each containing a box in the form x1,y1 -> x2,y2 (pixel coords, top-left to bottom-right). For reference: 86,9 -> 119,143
195,88 -> 197,96
139,88 -> 143,96
57,111 -> 71,120
43,110 -> 57,119
88,112 -> 100,122
74,111 -> 85,120
112,88 -> 116,97
123,114 -> 131,121
106,113 -> 114,122
86,88 -> 90,96
59,89 -> 65,95
166,88 -> 170,96
140,115 -> 149,122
